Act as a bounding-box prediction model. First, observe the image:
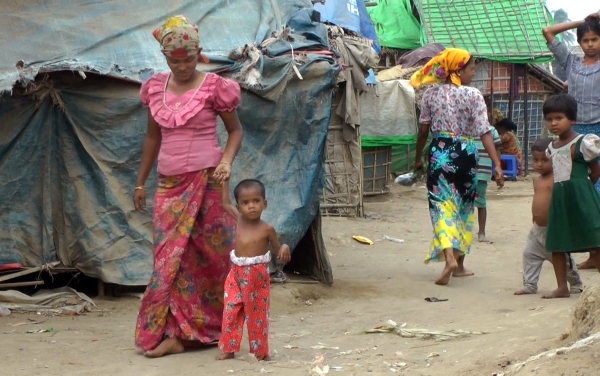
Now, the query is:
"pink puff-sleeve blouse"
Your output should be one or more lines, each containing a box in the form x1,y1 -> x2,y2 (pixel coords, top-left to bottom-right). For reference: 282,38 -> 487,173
139,72 -> 241,176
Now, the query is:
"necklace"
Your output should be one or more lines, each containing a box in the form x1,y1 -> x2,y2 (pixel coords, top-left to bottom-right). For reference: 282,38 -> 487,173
162,73 -> 206,113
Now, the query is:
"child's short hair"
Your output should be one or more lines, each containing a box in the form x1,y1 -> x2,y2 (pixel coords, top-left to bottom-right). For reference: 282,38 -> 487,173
542,94 -> 577,121
531,138 -> 553,154
234,179 -> 266,202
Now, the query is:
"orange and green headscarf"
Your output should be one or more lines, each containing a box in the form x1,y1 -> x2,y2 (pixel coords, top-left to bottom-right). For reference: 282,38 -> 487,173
153,15 -> 209,63
410,48 -> 471,88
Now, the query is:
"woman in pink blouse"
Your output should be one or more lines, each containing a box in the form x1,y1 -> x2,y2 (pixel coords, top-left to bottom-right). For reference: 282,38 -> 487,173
133,16 -> 243,358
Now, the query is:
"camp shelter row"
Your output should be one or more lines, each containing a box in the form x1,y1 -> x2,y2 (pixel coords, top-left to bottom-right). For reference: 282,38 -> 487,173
321,0 -> 567,217
1,0 -> 381,288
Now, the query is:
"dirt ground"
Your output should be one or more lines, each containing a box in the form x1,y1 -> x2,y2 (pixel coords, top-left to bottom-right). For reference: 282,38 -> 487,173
2,180 -> 599,376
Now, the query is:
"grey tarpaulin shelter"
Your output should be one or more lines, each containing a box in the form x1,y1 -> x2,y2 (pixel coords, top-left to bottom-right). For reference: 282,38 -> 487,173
0,0 -> 335,285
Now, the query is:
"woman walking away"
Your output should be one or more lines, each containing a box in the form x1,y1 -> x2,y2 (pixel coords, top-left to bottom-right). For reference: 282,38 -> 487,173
133,15 -> 243,358
411,49 -> 504,286
542,11 -> 600,270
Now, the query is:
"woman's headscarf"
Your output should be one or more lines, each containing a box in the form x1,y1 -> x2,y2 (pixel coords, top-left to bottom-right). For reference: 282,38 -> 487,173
153,15 -> 209,63
410,48 -> 471,88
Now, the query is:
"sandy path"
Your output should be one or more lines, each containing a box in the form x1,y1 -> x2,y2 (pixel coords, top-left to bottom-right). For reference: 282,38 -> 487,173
0,180 -> 596,375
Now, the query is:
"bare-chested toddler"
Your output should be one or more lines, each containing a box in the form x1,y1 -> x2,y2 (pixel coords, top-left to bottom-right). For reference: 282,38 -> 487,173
216,179 -> 291,361
514,138 -> 583,295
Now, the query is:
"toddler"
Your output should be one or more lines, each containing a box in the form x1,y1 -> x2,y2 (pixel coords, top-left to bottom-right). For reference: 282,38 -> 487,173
216,179 -> 291,360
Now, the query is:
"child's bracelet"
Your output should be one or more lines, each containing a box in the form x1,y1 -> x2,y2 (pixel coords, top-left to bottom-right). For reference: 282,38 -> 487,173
219,161 -> 231,167
134,186 -> 145,191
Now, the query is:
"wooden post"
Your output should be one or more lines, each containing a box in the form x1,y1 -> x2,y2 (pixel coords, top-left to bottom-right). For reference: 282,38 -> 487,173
489,61 -> 495,123
508,64 -> 515,120
523,65 -> 529,176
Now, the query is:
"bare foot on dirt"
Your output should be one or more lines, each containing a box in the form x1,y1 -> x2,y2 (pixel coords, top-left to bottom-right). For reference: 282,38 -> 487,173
216,352 -> 235,360
514,289 -> 535,295
435,260 -> 458,285
478,233 -> 488,242
541,288 -> 570,299
258,354 -> 271,361
577,258 -> 596,270
452,268 -> 474,277
144,338 -> 184,358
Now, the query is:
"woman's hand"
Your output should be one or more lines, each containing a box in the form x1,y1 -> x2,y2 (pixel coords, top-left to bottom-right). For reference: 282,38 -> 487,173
134,188 -> 147,213
494,165 -> 505,189
213,162 -> 231,185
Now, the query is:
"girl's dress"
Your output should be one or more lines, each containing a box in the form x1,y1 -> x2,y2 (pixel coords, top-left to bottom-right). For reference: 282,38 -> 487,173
546,134 -> 600,252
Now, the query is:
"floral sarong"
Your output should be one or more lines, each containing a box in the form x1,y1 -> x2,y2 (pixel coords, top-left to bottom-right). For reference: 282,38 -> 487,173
135,169 -> 235,351
426,132 -> 477,263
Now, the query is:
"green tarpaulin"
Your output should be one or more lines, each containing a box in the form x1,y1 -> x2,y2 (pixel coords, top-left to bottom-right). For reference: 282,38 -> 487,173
367,0 -> 421,50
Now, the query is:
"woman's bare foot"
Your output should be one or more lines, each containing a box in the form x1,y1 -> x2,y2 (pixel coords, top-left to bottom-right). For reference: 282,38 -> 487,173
435,260 -> 458,285
514,288 -> 535,295
478,233 -> 488,242
577,258 -> 596,270
216,352 -> 235,360
257,354 -> 271,361
144,338 -> 185,358
452,267 -> 474,277
542,288 -> 570,299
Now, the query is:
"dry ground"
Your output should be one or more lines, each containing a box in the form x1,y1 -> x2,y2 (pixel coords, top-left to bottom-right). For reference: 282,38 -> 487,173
1,180 -> 599,376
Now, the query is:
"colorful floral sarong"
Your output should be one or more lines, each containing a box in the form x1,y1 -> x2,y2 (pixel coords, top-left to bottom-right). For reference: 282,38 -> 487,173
573,123 -> 600,196
135,169 -> 236,351
425,132 -> 477,263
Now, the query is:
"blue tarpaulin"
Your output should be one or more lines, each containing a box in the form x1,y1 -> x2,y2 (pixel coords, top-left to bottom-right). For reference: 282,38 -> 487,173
0,0 -> 336,285
313,0 -> 381,53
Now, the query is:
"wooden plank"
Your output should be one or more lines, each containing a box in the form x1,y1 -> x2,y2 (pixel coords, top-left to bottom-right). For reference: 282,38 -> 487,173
0,280 -> 44,288
0,266 -> 43,283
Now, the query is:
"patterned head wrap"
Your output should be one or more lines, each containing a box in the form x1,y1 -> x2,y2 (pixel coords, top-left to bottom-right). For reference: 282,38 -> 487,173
153,15 -> 209,63
410,48 -> 471,88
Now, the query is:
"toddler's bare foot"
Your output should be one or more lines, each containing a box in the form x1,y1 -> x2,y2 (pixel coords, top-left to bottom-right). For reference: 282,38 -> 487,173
577,258 -> 596,270
216,352 -> 235,360
144,338 -> 184,358
478,233 -> 488,242
435,260 -> 458,285
452,267 -> 474,277
542,288 -> 570,299
514,288 -> 535,295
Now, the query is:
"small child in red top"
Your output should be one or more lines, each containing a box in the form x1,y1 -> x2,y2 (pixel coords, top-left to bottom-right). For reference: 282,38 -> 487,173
216,179 -> 291,361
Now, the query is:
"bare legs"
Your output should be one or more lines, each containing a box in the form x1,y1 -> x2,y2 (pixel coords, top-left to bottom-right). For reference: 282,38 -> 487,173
544,249 -> 600,299
453,255 -> 475,277
435,248 -> 459,285
577,251 -> 597,270
144,337 -> 185,358
477,208 -> 488,242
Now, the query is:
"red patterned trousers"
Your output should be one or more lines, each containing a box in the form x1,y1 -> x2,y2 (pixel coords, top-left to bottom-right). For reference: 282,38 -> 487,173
218,260 -> 270,359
